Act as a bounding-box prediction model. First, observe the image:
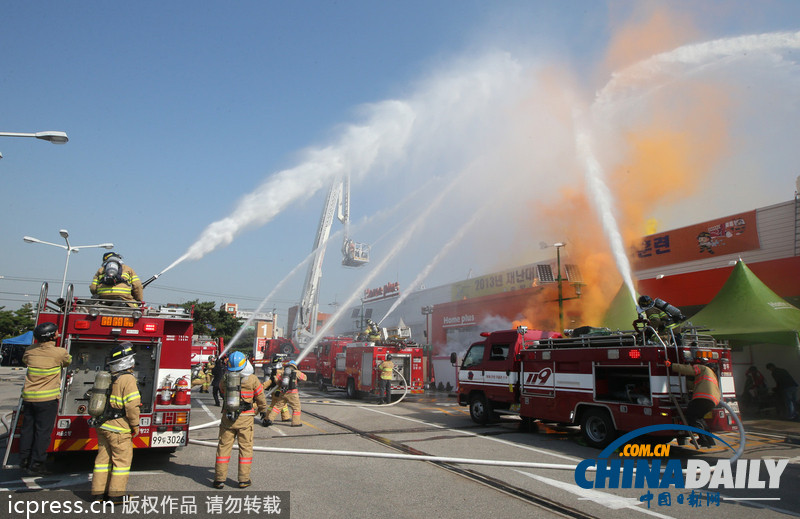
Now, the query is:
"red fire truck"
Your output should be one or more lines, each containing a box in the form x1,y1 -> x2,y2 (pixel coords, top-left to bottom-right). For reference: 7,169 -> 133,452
312,336 -> 354,391
252,337 -> 299,366
191,337 -> 219,366
453,326 -> 738,448
3,283 -> 194,467
332,340 -> 425,400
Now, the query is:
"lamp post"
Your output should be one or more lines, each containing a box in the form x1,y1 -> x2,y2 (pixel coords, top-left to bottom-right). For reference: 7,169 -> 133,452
23,230 -> 113,299
540,241 -> 584,333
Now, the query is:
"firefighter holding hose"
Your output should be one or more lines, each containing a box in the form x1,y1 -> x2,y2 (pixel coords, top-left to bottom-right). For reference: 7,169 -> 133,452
214,351 -> 268,489
263,355 -> 291,422
90,252 -> 143,307
263,359 -> 306,427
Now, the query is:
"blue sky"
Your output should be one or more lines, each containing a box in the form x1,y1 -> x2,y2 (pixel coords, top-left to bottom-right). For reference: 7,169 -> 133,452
2,1 -> 800,327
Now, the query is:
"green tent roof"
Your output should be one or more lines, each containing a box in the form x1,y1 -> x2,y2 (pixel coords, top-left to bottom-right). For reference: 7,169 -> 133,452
601,284 -> 639,331
690,260 -> 800,346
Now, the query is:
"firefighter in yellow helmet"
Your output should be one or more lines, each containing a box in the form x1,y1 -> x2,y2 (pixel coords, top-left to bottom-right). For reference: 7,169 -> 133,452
19,322 -> 72,475
214,351 -> 268,489
263,359 -> 306,427
91,342 -> 140,503
90,252 -> 144,307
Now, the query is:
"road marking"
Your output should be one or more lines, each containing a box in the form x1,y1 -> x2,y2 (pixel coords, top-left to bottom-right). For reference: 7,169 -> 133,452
0,471 -> 163,491
516,471 -> 675,519
363,405 -> 581,462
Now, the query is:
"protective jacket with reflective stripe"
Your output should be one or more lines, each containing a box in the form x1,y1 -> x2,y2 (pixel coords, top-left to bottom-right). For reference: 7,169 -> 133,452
100,372 -> 141,434
220,373 -> 268,428
90,264 -> 144,301
22,341 -> 71,402
378,360 -> 394,380
672,363 -> 721,405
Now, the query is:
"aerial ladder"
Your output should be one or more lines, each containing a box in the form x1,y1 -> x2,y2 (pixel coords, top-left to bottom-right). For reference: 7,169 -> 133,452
293,172 -> 369,348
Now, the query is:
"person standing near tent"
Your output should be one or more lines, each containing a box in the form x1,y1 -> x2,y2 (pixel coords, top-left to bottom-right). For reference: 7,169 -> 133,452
766,363 -> 798,420
19,323 -> 72,475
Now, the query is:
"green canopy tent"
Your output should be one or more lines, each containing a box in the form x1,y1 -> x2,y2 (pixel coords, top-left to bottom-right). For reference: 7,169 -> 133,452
689,260 -> 800,348
600,284 -> 640,331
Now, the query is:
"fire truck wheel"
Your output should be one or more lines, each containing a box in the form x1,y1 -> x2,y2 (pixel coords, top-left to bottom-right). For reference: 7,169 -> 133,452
346,379 -> 357,399
579,408 -> 617,448
469,394 -> 495,425
281,344 -> 293,355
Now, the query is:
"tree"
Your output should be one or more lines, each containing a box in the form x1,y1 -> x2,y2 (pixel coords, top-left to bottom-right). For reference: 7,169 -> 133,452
0,303 -> 36,340
179,300 -> 250,347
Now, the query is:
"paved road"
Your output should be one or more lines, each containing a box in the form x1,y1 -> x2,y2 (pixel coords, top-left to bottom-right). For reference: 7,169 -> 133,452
1,370 -> 799,519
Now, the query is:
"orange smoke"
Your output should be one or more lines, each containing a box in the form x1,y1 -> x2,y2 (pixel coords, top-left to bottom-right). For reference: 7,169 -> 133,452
518,6 -> 731,329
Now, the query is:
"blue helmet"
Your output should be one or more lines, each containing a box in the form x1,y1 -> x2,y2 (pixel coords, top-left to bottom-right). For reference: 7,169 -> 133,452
228,351 -> 247,372
286,360 -> 297,368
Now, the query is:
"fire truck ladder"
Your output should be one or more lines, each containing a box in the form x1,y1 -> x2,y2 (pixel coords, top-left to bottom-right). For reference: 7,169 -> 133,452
650,328 -> 701,450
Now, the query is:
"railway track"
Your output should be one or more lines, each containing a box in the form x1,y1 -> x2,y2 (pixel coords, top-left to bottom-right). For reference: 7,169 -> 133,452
303,408 -> 599,519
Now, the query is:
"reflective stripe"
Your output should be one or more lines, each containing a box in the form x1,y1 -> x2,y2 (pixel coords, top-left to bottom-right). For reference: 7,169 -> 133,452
292,411 -> 301,416
27,366 -> 61,376
239,457 -> 253,464
286,389 -> 299,394
216,456 -> 230,463
94,463 -> 111,473
123,391 -> 141,403
100,422 -> 131,433
22,388 -> 61,399
112,466 -> 130,475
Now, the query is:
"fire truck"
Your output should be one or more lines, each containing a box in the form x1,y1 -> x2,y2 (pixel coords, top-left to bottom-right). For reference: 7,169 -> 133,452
3,282 -> 194,467
453,326 -> 738,448
332,339 -> 425,400
311,336 -> 354,391
252,337 -> 299,366
191,337 -> 219,366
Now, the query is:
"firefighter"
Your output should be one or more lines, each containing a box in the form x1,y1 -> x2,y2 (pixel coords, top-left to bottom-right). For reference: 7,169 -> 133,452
90,252 -> 144,307
664,359 -> 720,447
91,342 -> 141,503
201,359 -> 214,393
264,359 -> 306,427
214,351 -> 268,489
19,322 -> 72,475
211,356 -> 225,406
263,355 -> 291,422
365,319 -> 381,342
637,295 -> 685,343
376,353 -> 394,404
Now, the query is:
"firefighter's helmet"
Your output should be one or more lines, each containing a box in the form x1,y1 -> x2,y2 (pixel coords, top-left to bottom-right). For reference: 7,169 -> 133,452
271,354 -> 284,363
286,360 -> 297,368
108,341 -> 135,372
102,251 -> 123,262
385,354 -> 393,360
228,351 -> 247,372
637,295 -> 654,309
33,322 -> 58,342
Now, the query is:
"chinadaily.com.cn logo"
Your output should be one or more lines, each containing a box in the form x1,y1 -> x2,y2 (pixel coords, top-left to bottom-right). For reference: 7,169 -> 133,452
573,424 -> 788,509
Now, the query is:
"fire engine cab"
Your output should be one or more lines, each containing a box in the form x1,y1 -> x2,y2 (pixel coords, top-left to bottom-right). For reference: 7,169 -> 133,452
3,282 -> 194,467
454,326 -> 738,448
313,336 -> 354,391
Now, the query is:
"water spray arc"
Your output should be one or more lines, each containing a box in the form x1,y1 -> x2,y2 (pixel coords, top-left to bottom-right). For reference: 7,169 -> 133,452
294,176 -> 464,364
378,203 -> 489,326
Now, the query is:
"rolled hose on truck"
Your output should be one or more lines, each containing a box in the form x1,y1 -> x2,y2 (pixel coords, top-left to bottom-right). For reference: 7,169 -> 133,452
188,388 -> 746,473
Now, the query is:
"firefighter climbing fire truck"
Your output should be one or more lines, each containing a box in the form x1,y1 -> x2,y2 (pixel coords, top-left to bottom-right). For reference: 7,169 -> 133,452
332,331 -> 425,400
3,282 -> 194,467
453,325 -> 738,448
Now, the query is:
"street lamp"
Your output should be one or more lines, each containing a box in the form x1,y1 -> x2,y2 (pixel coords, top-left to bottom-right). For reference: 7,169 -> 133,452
0,131 -> 69,144
23,230 -> 113,299
540,241 -> 584,333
